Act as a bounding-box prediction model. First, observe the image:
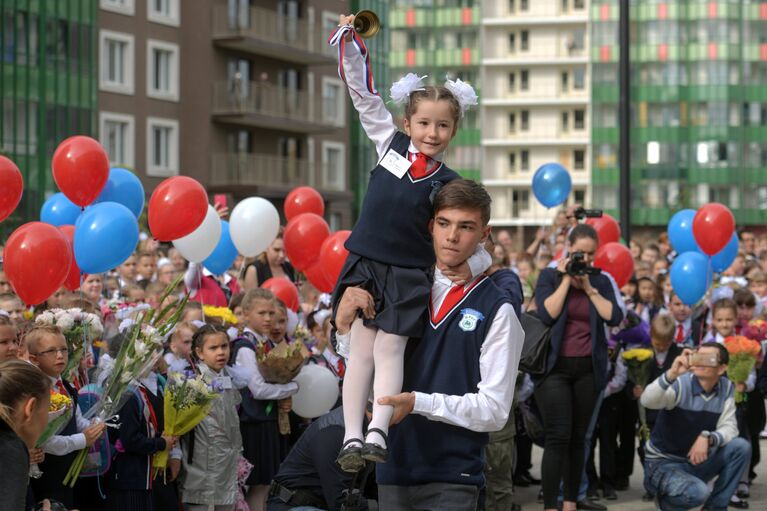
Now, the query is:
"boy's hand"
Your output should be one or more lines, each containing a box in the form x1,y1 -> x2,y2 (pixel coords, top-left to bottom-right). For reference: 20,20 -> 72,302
443,261 -> 471,287
278,397 -> 292,412
338,14 -> 355,41
378,392 -> 415,425
162,435 -> 178,451
336,287 -> 375,334
29,448 -> 45,465
83,422 -> 107,447
632,384 -> 644,399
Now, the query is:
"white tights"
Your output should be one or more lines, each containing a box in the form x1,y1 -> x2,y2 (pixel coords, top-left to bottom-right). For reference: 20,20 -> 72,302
342,318 -> 407,449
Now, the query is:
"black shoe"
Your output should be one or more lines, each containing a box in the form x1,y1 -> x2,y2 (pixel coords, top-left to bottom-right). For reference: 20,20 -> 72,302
642,492 -> 654,502
336,438 -> 364,473
512,474 -> 530,487
577,499 -> 607,511
537,488 -> 544,503
586,487 -> 600,501
602,487 -> 617,500
729,499 -> 749,509
736,483 -> 750,499
361,428 -> 389,463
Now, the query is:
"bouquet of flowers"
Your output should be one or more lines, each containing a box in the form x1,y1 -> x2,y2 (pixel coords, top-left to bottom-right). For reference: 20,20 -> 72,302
723,335 -> 761,403
30,389 -> 75,478
256,339 -> 306,434
153,371 -> 220,477
610,310 -> 651,348
63,276 -> 189,487
742,319 -> 767,343
35,308 -> 104,382
622,348 -> 655,440
203,305 -> 238,326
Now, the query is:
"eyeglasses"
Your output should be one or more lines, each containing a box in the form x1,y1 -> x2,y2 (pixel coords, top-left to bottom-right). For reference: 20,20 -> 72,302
34,348 -> 69,357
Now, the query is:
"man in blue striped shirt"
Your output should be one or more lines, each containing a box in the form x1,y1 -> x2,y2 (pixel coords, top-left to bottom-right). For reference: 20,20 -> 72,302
640,342 -> 750,511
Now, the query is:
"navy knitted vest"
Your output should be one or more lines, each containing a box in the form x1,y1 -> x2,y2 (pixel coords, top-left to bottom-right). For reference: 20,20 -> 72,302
231,335 -> 274,423
345,131 -> 460,269
377,276 -> 509,487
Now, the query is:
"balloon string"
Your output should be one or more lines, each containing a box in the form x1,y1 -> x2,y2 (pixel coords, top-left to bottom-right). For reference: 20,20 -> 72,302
197,267 -> 205,323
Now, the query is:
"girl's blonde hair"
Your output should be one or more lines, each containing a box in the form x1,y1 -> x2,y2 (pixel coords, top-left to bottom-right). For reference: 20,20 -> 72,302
405,86 -> 462,128
0,359 -> 50,426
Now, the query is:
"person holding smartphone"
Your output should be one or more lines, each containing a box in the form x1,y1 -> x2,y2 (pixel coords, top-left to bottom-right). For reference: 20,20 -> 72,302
640,343 -> 751,510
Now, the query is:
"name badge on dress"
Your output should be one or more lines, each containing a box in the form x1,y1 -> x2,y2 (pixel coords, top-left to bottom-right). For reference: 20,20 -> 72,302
380,148 -> 412,179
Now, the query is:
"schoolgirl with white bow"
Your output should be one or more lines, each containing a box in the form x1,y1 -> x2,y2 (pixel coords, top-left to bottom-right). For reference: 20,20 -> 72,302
328,14 -> 490,472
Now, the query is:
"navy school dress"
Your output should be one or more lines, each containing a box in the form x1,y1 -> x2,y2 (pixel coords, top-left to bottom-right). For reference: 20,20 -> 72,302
331,131 -> 460,338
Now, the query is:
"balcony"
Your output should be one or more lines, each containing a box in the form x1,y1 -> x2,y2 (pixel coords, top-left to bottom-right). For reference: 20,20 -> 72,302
209,153 -> 346,194
212,4 -> 335,65
212,81 -> 339,133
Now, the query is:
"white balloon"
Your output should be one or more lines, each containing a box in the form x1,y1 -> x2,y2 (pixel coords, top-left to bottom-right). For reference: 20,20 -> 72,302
291,364 -> 339,419
230,197 -> 280,257
172,205 -> 221,263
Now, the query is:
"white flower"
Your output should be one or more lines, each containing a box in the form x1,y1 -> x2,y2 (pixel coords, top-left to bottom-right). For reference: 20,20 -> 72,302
56,315 -> 75,332
36,311 -> 55,326
444,78 -> 478,117
121,372 -> 133,384
390,73 -> 427,105
134,341 -> 148,358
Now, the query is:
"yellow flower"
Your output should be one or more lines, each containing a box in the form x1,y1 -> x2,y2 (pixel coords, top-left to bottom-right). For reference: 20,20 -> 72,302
622,348 -> 654,362
49,391 -> 72,412
203,306 -> 238,325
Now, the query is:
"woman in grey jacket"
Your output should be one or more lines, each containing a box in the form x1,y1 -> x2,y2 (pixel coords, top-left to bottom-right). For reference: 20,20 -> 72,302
180,325 -> 245,511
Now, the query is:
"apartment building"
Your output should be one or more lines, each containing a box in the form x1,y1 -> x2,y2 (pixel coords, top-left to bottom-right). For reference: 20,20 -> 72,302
481,0 -> 591,240
98,0 -> 354,228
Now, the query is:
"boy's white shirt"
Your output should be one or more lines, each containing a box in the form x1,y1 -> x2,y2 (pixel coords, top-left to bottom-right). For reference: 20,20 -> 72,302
235,327 -> 298,400
43,375 -> 91,456
336,269 -> 524,433
336,33 -> 490,278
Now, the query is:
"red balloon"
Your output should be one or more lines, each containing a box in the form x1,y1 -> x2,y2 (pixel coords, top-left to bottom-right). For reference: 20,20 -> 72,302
58,225 -> 86,292
3,222 -> 71,305
693,203 -> 735,256
585,214 -> 621,247
283,213 -> 330,271
52,136 -> 109,207
594,242 -> 634,288
262,277 -> 300,312
0,156 -> 23,222
148,176 -> 208,241
284,186 -> 324,222
319,231 -> 351,289
304,260 -> 335,294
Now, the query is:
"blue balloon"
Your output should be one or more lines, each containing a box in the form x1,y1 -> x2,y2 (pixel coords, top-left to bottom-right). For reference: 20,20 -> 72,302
41,192 -> 81,226
710,232 -> 739,273
670,251 -> 711,306
94,167 -> 145,218
532,163 -> 572,208
74,202 -> 139,274
667,209 -> 701,255
203,220 -> 238,275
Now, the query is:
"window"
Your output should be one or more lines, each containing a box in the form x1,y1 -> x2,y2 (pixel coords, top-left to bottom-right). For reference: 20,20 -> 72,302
508,113 -> 516,132
2,99 -> 38,155
561,111 -> 569,131
521,110 -> 529,131
322,142 -> 346,191
561,71 -> 569,91
574,189 -> 585,204
100,112 -> 134,167
520,31 -> 529,51
147,40 -> 179,101
329,212 -> 343,231
512,190 -> 529,216
574,149 -> 585,170
509,152 -> 516,171
101,0 -> 135,15
574,109 -> 585,130
561,0 -> 568,12
574,0 -> 585,8
573,68 -> 586,90
520,69 -> 529,91
148,0 -> 179,25
508,33 -> 516,53
147,117 -> 179,176
508,72 -> 516,92
521,150 -> 530,170
99,30 -> 134,94
520,0 -> 529,11
322,77 -> 345,126
508,0 -> 515,13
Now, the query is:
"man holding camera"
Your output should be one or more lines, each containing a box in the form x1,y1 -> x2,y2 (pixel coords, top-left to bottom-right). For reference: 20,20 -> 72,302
641,343 -> 751,511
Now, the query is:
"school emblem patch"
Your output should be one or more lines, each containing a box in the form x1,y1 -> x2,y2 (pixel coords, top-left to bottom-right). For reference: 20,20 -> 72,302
458,308 -> 484,332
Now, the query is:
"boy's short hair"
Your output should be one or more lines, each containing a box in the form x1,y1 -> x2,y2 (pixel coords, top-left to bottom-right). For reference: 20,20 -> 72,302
711,298 -> 737,316
432,179 -> 491,226
650,314 -> 675,344
241,288 -> 275,312
144,281 -> 166,297
61,297 -> 98,314
749,271 -> 767,284
24,325 -> 65,354
733,288 -> 757,308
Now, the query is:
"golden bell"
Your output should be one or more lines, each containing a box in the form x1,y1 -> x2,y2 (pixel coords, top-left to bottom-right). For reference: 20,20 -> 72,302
354,10 -> 380,39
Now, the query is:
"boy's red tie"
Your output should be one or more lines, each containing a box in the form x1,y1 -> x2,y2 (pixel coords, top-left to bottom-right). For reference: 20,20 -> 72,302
675,324 -> 684,343
432,284 -> 465,324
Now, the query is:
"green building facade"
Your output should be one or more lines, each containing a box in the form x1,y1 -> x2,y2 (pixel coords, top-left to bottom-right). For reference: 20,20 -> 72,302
591,0 -> 767,228
389,0 -> 481,181
0,0 -> 97,232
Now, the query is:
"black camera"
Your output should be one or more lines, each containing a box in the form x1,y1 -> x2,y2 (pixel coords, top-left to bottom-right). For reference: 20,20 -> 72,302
567,251 -> 602,277
571,207 -> 603,221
